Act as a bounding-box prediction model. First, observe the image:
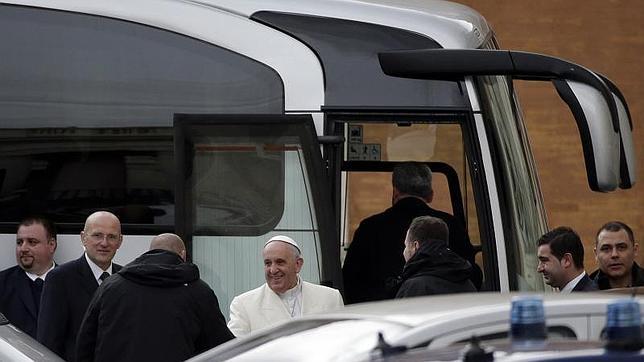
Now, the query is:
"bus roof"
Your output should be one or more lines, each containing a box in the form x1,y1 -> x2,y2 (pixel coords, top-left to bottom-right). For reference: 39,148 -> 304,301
197,0 -> 492,48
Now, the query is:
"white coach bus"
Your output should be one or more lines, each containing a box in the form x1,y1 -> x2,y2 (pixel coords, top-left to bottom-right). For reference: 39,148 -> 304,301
0,0 -> 636,318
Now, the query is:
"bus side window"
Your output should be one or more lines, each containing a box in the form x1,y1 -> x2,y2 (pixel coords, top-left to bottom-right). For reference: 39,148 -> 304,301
0,5 -> 283,227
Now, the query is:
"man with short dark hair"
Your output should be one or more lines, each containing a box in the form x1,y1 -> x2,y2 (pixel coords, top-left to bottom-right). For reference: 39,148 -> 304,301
0,216 -> 57,338
590,221 -> 643,290
394,216 -> 476,298
536,226 -> 597,292
38,211 -> 123,361
343,162 -> 479,304
76,233 -> 233,362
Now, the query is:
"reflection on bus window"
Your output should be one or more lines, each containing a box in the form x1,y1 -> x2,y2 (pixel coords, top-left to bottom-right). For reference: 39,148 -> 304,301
0,128 -> 173,225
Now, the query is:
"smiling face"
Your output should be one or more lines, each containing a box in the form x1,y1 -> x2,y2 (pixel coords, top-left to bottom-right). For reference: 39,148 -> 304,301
595,229 -> 638,281
81,212 -> 122,270
537,244 -> 567,289
16,223 -> 56,275
263,241 -> 303,294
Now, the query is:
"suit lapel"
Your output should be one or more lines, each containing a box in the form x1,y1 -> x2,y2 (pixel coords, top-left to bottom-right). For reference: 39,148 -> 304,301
260,284 -> 290,324
76,255 -> 99,296
16,270 -> 38,319
301,281 -> 318,314
572,274 -> 591,291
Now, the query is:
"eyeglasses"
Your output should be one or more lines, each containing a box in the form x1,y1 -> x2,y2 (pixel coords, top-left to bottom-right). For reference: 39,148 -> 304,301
88,232 -> 120,242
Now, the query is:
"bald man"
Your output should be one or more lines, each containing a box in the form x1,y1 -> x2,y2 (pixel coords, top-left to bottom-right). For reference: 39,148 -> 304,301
227,235 -> 344,337
76,233 -> 233,362
149,233 -> 187,260
38,211 -> 123,361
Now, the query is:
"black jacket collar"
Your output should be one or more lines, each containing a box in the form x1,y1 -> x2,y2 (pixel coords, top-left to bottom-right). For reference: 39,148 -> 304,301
590,262 -> 644,290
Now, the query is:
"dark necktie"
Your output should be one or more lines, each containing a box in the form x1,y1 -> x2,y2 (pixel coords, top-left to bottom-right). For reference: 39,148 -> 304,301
32,278 -> 44,310
99,272 -> 110,284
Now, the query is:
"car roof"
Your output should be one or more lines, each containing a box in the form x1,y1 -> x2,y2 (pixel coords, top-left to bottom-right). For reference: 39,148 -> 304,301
320,292 -> 642,327
370,340 -> 644,362
0,314 -> 64,361
190,292 -> 644,361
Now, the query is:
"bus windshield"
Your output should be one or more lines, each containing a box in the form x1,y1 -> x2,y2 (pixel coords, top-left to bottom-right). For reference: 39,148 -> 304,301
476,63 -> 548,291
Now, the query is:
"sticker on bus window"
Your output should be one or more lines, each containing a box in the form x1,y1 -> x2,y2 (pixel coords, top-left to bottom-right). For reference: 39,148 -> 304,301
348,125 -> 363,143
348,143 -> 381,161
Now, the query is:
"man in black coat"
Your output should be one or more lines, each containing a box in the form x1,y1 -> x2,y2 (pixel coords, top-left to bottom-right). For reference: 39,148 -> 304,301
395,216 -> 476,298
76,233 -> 234,362
343,162 -> 480,304
37,211 -> 123,361
590,221 -> 644,290
0,217 -> 56,338
536,226 -> 598,292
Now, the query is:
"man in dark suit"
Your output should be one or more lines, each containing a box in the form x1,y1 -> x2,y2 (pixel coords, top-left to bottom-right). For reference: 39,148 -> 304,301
0,217 -> 57,338
37,211 -> 123,361
536,226 -> 598,292
342,162 -> 480,304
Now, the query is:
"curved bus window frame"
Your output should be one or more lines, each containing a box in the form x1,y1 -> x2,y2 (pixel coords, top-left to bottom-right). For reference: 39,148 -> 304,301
0,4 -> 284,235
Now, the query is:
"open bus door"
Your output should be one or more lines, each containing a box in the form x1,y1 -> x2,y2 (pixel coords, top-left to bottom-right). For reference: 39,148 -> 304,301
321,109 -> 500,292
173,114 -> 339,318
373,48 -> 636,292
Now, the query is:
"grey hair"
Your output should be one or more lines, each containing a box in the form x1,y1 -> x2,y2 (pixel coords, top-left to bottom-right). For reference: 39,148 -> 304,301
393,162 -> 433,198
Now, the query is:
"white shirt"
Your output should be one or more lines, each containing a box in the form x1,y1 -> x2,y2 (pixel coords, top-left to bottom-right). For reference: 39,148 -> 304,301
560,271 -> 586,293
25,262 -> 55,282
278,277 -> 303,317
84,253 -> 113,284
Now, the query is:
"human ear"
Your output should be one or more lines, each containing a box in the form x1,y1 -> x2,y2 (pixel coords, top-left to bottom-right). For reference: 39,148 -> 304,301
562,253 -> 573,268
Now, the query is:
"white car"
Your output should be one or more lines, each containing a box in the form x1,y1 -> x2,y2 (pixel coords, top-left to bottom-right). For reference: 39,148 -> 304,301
368,340 -> 644,362
189,292 -> 644,361
0,314 -> 63,362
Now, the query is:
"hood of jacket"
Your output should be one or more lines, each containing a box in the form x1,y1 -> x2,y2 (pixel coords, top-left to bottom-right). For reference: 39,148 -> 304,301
118,249 -> 199,287
401,239 -> 472,283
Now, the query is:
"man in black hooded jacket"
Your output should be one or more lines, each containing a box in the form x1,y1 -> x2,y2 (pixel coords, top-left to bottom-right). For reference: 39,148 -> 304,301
76,233 -> 234,362
394,216 -> 476,298
343,162 -> 481,304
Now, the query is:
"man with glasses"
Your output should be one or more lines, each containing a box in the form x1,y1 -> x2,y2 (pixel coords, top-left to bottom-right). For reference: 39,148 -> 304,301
37,211 -> 123,361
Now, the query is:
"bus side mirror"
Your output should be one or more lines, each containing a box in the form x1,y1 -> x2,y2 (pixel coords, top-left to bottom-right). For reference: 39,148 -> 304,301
598,75 -> 637,189
553,79 -> 620,192
378,49 -> 635,191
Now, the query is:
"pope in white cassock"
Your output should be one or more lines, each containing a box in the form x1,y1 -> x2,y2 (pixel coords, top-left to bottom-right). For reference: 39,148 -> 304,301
227,235 -> 344,337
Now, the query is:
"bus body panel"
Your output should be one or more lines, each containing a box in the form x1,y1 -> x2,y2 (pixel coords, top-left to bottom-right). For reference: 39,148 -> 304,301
198,0 -> 491,49
6,0 -> 325,113
0,0 -> 634,316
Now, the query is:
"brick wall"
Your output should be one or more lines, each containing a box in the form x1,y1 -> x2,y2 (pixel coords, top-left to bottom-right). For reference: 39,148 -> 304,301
454,0 -> 644,268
